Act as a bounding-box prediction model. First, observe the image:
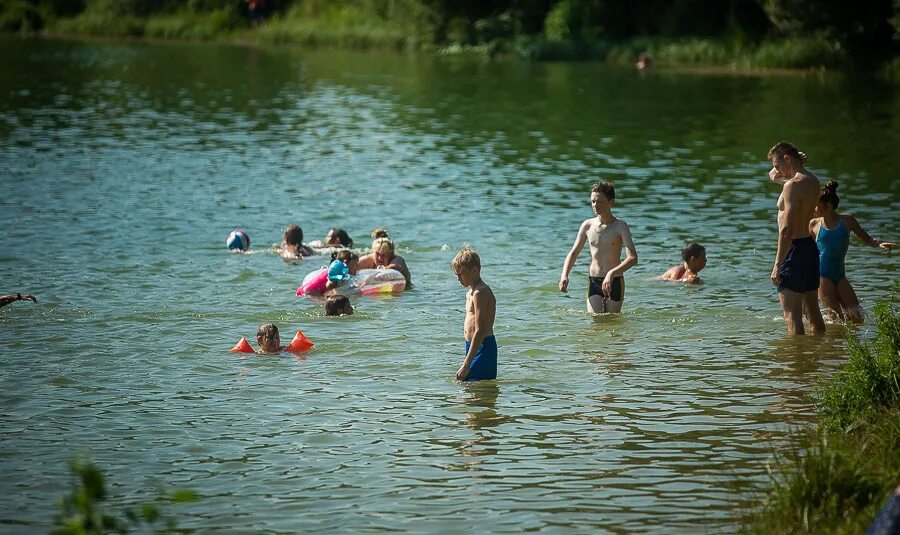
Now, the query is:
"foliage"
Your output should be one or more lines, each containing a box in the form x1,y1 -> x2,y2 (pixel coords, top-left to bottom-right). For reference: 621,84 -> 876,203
742,287 -> 900,533
817,287 -> 900,431
745,415 -> 900,534
2,0 -> 899,69
52,457 -> 198,535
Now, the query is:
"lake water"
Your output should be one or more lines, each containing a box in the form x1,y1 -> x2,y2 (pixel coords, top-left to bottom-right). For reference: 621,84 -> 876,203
1,36 -> 898,533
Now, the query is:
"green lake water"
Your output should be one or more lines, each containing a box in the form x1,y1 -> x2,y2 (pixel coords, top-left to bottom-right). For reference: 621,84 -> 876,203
1,36 -> 898,532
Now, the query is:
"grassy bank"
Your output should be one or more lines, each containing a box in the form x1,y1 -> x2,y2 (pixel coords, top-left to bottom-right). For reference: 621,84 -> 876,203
0,1 -> 887,72
741,290 -> 900,533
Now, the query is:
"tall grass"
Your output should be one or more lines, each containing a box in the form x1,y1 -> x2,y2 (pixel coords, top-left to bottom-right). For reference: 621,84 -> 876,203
741,287 -> 900,533
817,293 -> 900,431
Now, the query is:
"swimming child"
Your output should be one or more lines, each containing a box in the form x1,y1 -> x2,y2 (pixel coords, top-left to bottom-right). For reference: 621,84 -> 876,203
0,293 -> 37,308
357,228 -> 412,289
310,228 -> 353,249
559,181 -> 638,313
660,243 -> 707,283
324,250 -> 359,292
256,323 -> 284,354
810,180 -> 895,323
451,246 -> 497,381
324,295 -> 354,316
279,224 -> 315,259
226,230 -> 250,252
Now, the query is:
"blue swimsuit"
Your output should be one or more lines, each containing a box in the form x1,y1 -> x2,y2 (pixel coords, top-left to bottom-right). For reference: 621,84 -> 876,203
817,219 -> 849,284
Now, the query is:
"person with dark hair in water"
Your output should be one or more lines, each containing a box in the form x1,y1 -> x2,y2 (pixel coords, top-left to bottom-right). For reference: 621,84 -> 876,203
278,224 -> 315,259
810,180 -> 895,323
0,293 -> 37,308
767,142 -> 826,335
660,243 -> 707,283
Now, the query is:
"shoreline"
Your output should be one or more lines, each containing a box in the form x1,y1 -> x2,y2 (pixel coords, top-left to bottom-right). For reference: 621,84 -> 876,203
2,18 -> 896,77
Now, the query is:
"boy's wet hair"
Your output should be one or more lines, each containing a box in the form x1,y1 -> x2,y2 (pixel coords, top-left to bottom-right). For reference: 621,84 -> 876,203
451,245 -> 480,274
682,243 -> 706,262
591,181 -> 615,200
284,224 -> 304,245
257,323 -> 279,341
331,249 -> 359,263
820,180 -> 840,209
328,228 -> 353,247
325,295 -> 351,316
372,236 -> 395,255
767,141 -> 803,161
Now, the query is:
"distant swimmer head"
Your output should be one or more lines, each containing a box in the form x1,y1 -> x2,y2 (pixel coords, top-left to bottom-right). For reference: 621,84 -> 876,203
325,295 -> 353,316
256,323 -> 280,353
682,242 -> 707,273
372,236 -> 395,265
818,180 -> 840,213
226,230 -> 250,251
325,228 -> 353,248
283,224 -> 304,246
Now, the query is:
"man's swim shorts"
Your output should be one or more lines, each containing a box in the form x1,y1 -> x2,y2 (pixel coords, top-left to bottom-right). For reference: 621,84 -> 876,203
464,335 -> 497,381
588,276 -> 624,302
778,236 -> 820,293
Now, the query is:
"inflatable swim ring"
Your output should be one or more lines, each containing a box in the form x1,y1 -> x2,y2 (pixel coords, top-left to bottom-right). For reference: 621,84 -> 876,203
296,267 -> 328,296
350,268 -> 406,296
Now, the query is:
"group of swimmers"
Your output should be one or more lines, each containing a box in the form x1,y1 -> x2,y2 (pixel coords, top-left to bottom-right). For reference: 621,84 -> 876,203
559,141 -> 893,335
8,141 -> 891,378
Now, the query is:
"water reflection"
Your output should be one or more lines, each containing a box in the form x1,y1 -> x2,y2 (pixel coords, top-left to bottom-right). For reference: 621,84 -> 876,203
460,381 -> 503,462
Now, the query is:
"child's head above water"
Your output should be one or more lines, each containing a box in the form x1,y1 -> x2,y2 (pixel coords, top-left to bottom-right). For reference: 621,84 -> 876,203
325,295 -> 353,316
325,228 -> 353,248
226,230 -> 250,251
682,242 -> 707,273
284,224 -> 304,246
331,249 -> 360,274
256,323 -> 281,353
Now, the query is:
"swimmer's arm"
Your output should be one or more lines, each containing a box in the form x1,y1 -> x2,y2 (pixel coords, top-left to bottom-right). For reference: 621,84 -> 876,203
769,167 -> 788,185
357,254 -> 376,269
0,293 -> 36,307
809,218 -> 821,238
659,265 -> 680,281
386,257 -> 412,288
845,215 -> 895,251
772,182 -> 797,284
560,221 -> 589,292
603,223 -> 638,293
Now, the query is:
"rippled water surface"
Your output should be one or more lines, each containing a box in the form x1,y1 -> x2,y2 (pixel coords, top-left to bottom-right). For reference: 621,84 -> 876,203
1,37 -> 898,533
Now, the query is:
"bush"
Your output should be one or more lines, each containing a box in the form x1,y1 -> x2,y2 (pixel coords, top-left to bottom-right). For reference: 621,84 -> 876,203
817,290 -> 900,431
751,36 -> 849,68
0,0 -> 43,32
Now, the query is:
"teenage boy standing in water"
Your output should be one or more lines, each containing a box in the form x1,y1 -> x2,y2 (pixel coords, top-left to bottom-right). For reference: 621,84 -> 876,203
451,246 -> 497,381
559,181 -> 638,313
767,141 -> 826,335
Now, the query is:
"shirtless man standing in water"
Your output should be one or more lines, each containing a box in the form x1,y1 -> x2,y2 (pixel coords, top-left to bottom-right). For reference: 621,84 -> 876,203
768,142 -> 826,335
560,181 -> 638,313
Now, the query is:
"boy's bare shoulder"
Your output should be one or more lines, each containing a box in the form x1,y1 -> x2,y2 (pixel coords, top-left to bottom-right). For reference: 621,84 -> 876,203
471,283 -> 495,303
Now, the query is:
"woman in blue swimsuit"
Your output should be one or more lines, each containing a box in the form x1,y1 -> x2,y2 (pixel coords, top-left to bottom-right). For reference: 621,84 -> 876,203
809,181 -> 895,323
